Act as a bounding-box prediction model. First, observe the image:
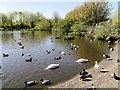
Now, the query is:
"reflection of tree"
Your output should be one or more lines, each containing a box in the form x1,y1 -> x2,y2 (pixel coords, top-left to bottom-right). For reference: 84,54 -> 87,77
2,31 -> 14,47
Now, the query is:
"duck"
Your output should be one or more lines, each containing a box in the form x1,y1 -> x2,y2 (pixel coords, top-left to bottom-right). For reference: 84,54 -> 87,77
109,47 -> 114,51
55,36 -> 60,39
100,68 -> 109,73
21,53 -> 24,56
20,45 -> 24,49
80,69 -> 88,76
3,53 -> 9,57
111,73 -> 120,80
54,56 -> 61,60
79,74 -> 93,81
45,64 -> 60,70
26,57 -> 32,62
94,61 -> 99,70
40,79 -> 52,85
102,53 -> 110,58
24,80 -> 38,87
51,48 -> 54,51
76,58 -> 89,63
46,50 -> 50,54
59,51 -> 66,55
117,59 -> 120,63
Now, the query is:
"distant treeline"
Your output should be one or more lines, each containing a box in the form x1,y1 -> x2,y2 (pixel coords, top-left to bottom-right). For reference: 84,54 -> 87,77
0,2 -> 119,41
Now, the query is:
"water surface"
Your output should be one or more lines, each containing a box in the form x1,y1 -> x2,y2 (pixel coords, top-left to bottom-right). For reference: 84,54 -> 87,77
1,31 -> 108,88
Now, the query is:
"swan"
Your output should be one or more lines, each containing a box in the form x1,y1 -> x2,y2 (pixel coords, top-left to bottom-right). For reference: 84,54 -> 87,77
76,58 -> 89,63
24,80 -> 38,87
40,79 -> 52,85
45,64 -> 60,70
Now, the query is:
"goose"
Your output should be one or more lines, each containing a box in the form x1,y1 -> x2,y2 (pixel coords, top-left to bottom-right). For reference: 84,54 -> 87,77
45,64 -> 60,70
94,61 -> 99,70
111,73 -> 120,80
27,54 -> 31,56
40,79 -> 52,85
54,56 -> 61,60
3,53 -> 9,57
76,58 -> 89,63
24,80 -> 38,87
80,69 -> 88,76
59,51 -> 66,55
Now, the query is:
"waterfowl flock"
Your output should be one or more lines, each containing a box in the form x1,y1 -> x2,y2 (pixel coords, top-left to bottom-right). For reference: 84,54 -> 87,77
2,36 -> 119,88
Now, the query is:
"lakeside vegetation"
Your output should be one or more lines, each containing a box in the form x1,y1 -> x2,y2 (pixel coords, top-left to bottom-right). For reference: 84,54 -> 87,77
0,2 -> 119,41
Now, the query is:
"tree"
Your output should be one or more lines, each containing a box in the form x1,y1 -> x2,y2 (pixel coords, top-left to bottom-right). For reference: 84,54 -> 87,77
66,2 -> 111,26
34,15 -> 51,31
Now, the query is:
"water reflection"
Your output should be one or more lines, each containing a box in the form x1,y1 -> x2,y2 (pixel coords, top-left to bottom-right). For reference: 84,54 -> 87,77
1,31 -> 108,88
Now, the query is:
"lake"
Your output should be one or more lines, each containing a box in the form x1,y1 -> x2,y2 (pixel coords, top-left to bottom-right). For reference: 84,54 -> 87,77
1,31 -> 109,88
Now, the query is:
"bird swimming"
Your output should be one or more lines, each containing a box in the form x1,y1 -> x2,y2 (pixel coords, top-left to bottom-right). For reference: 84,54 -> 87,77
24,80 -> 38,87
45,64 -> 60,70
40,79 -> 52,85
76,58 -> 89,63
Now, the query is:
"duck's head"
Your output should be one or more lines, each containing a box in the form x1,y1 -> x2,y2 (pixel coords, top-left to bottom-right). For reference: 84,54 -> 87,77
111,73 -> 116,78
40,79 -> 44,82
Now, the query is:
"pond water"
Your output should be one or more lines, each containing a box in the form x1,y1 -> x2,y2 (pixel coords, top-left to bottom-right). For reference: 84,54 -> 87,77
1,31 -> 109,88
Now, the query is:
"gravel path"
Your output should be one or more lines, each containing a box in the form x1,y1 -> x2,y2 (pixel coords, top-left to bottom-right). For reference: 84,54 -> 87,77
49,43 -> 120,89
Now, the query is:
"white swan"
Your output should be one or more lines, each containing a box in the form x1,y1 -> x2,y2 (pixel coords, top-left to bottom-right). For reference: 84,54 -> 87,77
45,64 -> 60,70
76,58 -> 89,63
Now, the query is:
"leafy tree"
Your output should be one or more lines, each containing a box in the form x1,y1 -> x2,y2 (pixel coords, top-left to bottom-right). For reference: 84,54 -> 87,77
66,2 -> 111,26
34,15 -> 51,31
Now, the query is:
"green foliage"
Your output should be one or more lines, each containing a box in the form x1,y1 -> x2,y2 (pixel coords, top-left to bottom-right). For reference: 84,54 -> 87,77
57,17 -> 75,34
94,21 -> 118,40
66,2 -> 110,27
34,15 -> 51,31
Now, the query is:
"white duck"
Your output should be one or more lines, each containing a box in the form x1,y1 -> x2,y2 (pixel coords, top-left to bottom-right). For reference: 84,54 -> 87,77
59,51 -> 65,55
24,80 -> 38,87
76,58 -> 89,63
40,79 -> 52,85
45,64 -> 60,70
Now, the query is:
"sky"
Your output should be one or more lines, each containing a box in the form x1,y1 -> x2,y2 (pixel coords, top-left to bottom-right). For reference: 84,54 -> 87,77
0,0 -> 119,19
